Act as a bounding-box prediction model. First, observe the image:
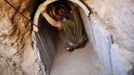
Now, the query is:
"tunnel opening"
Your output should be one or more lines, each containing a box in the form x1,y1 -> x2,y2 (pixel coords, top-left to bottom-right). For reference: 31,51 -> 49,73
33,1 -> 109,75
33,1 -> 91,75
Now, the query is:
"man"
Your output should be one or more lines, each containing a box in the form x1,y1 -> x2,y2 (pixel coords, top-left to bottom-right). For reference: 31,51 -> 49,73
39,1 -> 87,52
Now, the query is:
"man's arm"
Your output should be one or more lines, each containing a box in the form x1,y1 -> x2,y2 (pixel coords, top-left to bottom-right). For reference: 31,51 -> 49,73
42,12 -> 61,29
38,4 -> 61,29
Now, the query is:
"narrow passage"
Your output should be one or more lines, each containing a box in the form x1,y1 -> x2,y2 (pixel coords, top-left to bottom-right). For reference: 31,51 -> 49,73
50,39 -> 109,75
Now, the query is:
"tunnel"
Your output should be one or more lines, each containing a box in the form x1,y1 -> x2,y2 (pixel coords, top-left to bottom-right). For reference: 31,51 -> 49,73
32,0 -> 109,75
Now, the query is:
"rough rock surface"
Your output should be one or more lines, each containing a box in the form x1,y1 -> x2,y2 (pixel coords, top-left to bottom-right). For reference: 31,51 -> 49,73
84,0 -> 134,52
83,0 -> 134,75
0,0 -> 41,75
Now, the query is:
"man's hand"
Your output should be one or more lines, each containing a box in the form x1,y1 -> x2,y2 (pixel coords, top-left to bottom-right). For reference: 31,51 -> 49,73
38,4 -> 46,13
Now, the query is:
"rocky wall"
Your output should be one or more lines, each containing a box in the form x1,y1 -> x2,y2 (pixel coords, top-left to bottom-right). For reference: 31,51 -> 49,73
0,0 -> 41,75
83,0 -> 134,75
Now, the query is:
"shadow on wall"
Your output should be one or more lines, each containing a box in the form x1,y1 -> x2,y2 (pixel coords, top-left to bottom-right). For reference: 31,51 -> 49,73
31,0 -> 46,20
128,65 -> 134,75
36,14 -> 58,74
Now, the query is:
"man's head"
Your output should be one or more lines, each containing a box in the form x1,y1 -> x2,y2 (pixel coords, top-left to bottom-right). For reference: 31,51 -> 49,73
46,1 -> 70,21
54,4 -> 68,20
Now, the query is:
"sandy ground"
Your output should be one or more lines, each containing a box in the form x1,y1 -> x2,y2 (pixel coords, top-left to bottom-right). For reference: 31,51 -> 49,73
50,40 -> 110,75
